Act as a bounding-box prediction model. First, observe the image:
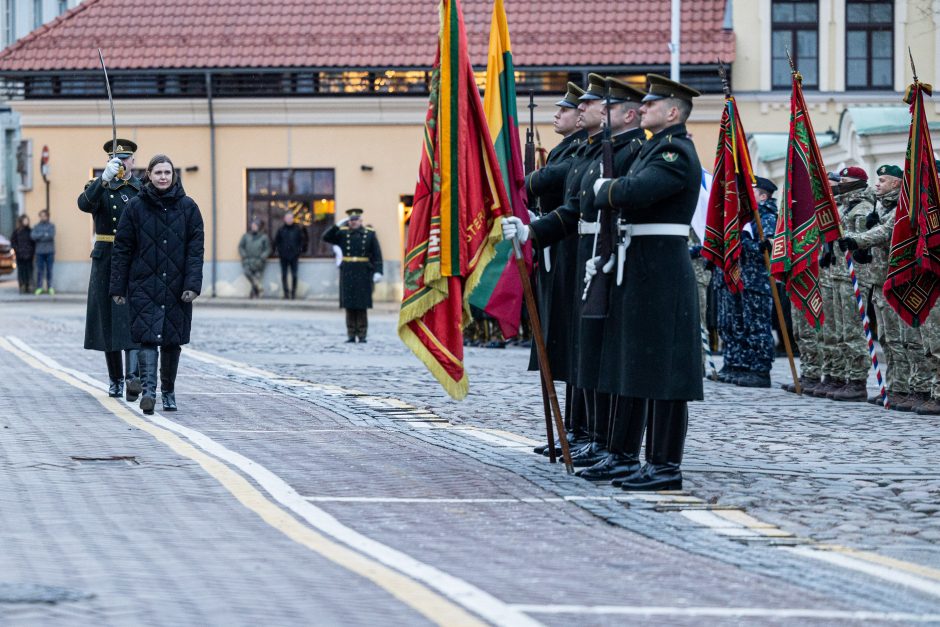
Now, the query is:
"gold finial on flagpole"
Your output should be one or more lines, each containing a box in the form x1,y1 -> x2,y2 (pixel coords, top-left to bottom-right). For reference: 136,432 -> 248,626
909,47 -> 918,83
785,48 -> 802,83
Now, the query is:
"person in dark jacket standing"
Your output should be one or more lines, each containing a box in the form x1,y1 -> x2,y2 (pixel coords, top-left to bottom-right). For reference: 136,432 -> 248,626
273,212 -> 307,299
30,209 -> 55,295
590,74 -> 704,491
10,214 -> 35,294
110,154 -> 205,415
78,139 -> 142,400
238,218 -> 271,298
322,208 -> 383,343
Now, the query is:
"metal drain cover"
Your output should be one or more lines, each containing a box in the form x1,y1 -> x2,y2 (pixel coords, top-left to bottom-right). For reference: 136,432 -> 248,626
0,582 -> 93,604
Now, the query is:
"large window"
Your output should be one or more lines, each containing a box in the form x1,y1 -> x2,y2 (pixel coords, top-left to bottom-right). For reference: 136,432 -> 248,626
846,0 -> 893,90
247,169 -> 335,258
32,0 -> 41,28
771,1 -> 818,89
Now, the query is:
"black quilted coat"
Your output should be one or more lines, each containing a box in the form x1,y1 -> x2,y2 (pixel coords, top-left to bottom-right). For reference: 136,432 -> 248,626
110,182 -> 205,346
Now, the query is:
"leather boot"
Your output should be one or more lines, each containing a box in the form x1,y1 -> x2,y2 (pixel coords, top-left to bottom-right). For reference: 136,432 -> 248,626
581,396 -> 646,482
734,371 -> 771,388
125,349 -> 141,402
831,379 -> 867,402
105,351 -> 124,398
716,366 -> 740,384
891,393 -> 919,412
907,391 -> 932,412
811,377 -> 838,398
915,398 -> 940,415
160,345 -> 181,411
138,347 -> 158,415
622,400 -> 686,492
825,380 -> 849,399
868,392 -> 891,405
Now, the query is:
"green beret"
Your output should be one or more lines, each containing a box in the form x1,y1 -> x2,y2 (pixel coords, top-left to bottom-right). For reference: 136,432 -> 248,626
876,164 -> 902,179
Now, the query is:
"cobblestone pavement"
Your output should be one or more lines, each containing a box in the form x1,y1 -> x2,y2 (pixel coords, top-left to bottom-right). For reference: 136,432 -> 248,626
2,293 -> 940,625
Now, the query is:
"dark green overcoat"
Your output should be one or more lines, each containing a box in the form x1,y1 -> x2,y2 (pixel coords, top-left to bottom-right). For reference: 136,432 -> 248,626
322,223 -> 383,310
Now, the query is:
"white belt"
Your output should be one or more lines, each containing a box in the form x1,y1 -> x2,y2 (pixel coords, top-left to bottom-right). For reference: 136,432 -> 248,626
578,220 -> 600,235
618,223 -> 690,237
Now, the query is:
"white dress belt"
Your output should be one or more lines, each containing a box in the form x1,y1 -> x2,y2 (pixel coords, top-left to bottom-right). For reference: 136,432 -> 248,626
578,221 -> 689,237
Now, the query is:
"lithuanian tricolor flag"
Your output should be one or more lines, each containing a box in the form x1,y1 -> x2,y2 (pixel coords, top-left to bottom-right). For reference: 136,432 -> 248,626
397,0 -> 511,400
467,0 -> 531,338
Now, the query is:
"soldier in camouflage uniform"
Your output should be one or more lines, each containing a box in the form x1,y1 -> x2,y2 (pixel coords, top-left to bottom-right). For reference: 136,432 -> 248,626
839,165 -> 903,406
813,166 -> 872,401
911,161 -> 940,415
715,177 -> 778,387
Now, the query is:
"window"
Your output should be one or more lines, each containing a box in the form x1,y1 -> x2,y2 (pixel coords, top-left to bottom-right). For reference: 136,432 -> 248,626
32,0 -> 41,29
846,0 -> 893,90
4,0 -> 15,47
247,169 -> 335,258
771,1 -> 818,89
58,0 -> 67,15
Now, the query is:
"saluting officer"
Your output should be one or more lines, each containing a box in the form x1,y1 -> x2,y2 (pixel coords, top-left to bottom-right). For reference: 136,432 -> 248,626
77,139 -> 141,400
591,74 -> 704,491
526,82 -> 589,456
322,208 -> 383,343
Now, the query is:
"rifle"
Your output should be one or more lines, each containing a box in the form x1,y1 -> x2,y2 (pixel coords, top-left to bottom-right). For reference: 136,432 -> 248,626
581,79 -> 615,318
525,90 -> 536,176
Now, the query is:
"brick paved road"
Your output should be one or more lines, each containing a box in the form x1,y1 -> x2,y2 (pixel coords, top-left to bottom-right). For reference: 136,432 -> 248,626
2,293 -> 940,625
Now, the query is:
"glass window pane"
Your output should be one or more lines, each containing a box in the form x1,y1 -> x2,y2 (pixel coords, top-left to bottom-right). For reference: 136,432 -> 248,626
773,59 -> 792,87
270,171 -> 289,196
871,59 -> 892,86
846,59 -> 867,86
293,170 -> 313,195
871,31 -> 892,57
313,170 -> 334,195
248,171 -> 268,196
847,4 -> 870,23
871,3 -> 892,22
772,30 -> 791,56
801,58 -> 818,86
794,2 -> 817,22
797,31 -> 817,57
847,31 -> 868,58
773,2 -> 794,22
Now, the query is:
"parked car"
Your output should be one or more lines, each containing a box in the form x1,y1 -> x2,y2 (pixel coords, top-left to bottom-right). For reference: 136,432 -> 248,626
0,234 -> 15,276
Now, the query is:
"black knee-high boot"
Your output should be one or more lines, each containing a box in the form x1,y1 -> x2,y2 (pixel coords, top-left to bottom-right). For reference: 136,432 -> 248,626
125,349 -> 141,402
138,347 -> 159,415
160,345 -> 181,411
580,396 -> 648,482
105,351 -> 124,397
621,400 -> 687,491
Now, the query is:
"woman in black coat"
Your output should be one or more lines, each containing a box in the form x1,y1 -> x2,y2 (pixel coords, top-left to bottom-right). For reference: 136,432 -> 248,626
110,154 -> 205,415
9,214 -> 35,294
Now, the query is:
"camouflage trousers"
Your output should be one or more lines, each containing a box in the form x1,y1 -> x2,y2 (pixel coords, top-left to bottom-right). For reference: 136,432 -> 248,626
818,271 -> 837,378
794,309 -> 823,379
830,277 -> 871,381
871,289 -> 911,395
915,305 -> 940,398
718,286 -> 775,374
693,261 -> 710,366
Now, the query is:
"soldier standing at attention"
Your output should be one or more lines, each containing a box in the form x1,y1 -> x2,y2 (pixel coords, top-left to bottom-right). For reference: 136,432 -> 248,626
590,74 -> 703,491
715,177 -> 778,388
322,208 -> 383,343
526,82 -> 589,456
77,139 -> 141,400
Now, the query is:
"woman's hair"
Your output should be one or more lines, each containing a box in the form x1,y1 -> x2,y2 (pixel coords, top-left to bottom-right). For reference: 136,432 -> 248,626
144,154 -> 177,186
17,214 -> 29,227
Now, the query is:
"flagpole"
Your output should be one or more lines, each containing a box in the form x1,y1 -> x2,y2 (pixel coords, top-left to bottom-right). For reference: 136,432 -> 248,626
718,60 -> 801,395
512,239 -> 574,472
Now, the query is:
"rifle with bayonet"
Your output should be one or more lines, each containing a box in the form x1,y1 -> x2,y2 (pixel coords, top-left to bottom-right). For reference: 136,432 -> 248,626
581,79 -> 615,318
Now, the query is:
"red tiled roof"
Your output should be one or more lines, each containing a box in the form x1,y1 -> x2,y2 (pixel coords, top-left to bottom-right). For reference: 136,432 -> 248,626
0,0 -> 734,72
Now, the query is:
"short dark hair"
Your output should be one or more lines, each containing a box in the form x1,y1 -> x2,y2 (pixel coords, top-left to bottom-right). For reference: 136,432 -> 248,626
666,97 -> 693,123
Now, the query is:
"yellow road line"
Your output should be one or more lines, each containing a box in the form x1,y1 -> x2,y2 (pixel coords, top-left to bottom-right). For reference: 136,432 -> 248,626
0,337 -> 487,627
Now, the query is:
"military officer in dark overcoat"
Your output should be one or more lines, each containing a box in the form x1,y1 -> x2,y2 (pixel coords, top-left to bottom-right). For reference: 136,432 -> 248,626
322,208 -> 383,343
77,138 -> 141,400
524,82 -> 588,455
591,74 -> 704,491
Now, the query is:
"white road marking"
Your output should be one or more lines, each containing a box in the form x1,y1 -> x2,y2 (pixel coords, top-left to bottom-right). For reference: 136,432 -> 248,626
510,605 -> 940,621
7,337 -> 542,627
304,496 -> 628,504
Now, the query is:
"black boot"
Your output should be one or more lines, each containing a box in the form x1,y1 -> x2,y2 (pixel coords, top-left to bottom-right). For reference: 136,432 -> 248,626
606,397 -> 649,486
105,351 -> 124,398
160,345 -> 181,411
138,347 -> 158,415
125,349 -> 141,402
621,400 -> 687,491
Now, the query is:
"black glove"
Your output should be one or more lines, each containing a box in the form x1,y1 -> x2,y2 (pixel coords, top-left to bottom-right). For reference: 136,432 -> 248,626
838,237 -> 859,252
852,248 -> 873,264
819,251 -> 834,268
689,244 -> 702,259
865,209 -> 880,230
758,238 -> 772,255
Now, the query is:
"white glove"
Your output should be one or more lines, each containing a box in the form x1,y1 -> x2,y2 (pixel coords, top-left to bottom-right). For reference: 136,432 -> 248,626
602,255 -> 616,274
527,209 -> 537,222
584,256 -> 600,283
501,217 -> 530,243
593,177 -> 611,197
332,245 -> 343,267
372,272 -> 382,283
102,158 -> 122,182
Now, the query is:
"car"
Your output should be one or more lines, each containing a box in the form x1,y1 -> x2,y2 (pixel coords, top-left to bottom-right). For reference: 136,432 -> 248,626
0,234 -> 15,276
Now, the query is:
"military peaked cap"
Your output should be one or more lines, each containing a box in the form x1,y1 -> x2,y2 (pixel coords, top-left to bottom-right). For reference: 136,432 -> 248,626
103,138 -> 137,158
641,74 -> 701,103
754,177 -> 778,195
578,73 -> 608,101
876,164 -> 903,179
346,208 -> 364,217
607,77 -> 646,104
555,82 -> 585,108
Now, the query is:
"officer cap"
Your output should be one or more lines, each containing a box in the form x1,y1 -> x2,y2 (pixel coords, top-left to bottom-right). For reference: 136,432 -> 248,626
607,77 -> 646,104
876,164 -> 902,179
839,165 -> 868,181
346,208 -> 364,217
754,177 -> 778,195
554,82 -> 585,108
103,138 -> 137,158
578,73 -> 608,101
641,73 -> 702,103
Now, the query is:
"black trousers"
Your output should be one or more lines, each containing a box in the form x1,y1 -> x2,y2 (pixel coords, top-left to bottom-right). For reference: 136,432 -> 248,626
16,258 -> 33,292
345,309 -> 368,339
280,257 -> 299,298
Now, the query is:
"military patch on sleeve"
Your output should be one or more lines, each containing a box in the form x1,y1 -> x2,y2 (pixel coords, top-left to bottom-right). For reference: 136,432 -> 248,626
661,152 -> 678,162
